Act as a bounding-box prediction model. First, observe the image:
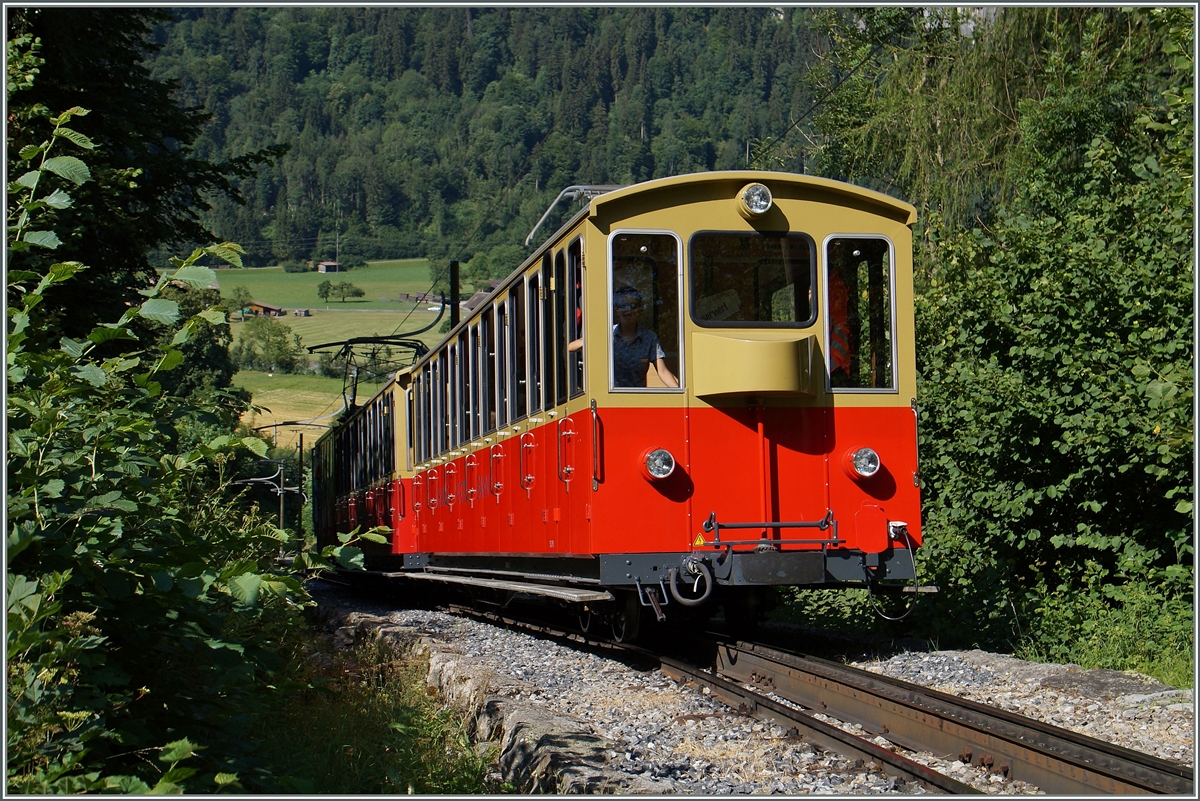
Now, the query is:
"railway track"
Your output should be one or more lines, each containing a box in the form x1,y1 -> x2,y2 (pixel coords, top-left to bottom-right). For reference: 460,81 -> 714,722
701,639 -> 1194,796
448,602 -> 1193,795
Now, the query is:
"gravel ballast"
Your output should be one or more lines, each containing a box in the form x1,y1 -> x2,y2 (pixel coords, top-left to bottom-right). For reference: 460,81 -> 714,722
311,583 -> 1194,794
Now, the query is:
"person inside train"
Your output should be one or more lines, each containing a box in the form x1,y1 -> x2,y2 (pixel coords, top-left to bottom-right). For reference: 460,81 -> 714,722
609,285 -> 678,388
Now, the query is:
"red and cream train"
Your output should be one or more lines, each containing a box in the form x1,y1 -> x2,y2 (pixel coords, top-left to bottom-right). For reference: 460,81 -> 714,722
312,171 -> 923,639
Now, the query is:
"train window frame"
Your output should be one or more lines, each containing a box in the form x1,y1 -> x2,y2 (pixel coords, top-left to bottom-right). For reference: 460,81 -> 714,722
496,299 -> 510,428
567,237 -> 585,399
822,234 -> 899,394
527,272 -> 543,413
469,323 -> 481,439
481,306 -> 498,434
511,280 -> 529,421
607,229 -> 685,394
540,253 -> 555,408
687,230 -> 817,329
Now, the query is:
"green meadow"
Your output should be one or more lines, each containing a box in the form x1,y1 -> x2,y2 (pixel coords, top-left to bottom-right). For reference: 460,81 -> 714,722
215,258 -> 437,310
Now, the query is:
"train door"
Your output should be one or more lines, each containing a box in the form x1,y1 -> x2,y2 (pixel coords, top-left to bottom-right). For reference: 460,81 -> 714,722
507,281 -> 535,556
555,238 -> 591,555
491,297 -> 518,553
595,231 -> 689,554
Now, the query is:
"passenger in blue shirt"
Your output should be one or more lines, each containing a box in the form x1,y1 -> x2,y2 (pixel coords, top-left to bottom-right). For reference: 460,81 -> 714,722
610,286 -> 678,388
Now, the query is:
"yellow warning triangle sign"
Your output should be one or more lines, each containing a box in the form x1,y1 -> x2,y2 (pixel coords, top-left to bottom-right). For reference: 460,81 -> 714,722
693,533 -> 706,547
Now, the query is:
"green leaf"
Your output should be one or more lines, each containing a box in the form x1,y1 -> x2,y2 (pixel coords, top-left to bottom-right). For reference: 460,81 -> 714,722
197,308 -> 226,325
137,298 -> 180,325
158,739 -> 198,764
240,436 -> 268,457
102,776 -> 153,793
1174,500 -> 1192,514
52,126 -> 96,150
15,170 -> 39,188
18,145 -> 42,160
335,545 -> 365,570
42,188 -> 73,209
41,479 -> 65,498
50,106 -> 90,125
168,265 -> 217,289
71,363 -> 107,387
206,242 -> 246,268
59,337 -> 88,358
227,573 -> 262,607
213,773 -> 241,789
23,230 -> 62,249
87,326 -> 136,345
154,349 -> 185,373
41,155 -> 91,185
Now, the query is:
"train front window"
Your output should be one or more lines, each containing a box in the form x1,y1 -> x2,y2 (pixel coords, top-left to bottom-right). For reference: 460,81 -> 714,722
689,232 -> 814,327
826,237 -> 895,391
609,232 -> 682,391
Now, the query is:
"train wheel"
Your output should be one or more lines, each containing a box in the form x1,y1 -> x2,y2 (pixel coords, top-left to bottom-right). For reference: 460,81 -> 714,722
611,595 -> 641,643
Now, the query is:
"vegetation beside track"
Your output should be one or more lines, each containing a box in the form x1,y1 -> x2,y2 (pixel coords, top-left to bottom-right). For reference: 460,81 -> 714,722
243,634 -> 493,793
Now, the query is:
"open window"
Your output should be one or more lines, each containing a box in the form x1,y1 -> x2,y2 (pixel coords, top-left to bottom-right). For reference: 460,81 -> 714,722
609,232 -> 682,391
825,237 -> 896,391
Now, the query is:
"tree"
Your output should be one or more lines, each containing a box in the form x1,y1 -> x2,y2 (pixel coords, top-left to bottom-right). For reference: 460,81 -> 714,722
231,315 -> 305,372
335,280 -> 366,302
5,8 -> 282,339
317,278 -> 333,302
230,284 -> 254,322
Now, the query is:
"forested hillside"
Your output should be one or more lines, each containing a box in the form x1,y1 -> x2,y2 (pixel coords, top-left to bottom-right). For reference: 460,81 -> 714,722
148,6 -> 822,281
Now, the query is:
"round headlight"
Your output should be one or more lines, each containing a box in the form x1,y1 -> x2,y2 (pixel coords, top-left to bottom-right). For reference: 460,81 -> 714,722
642,448 -> 676,481
737,182 -> 773,218
850,447 -> 881,478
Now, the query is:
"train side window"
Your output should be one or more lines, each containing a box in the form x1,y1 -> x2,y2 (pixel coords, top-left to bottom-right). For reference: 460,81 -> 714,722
470,324 -> 481,439
481,307 -> 497,433
415,372 -> 426,463
512,282 -> 528,420
496,301 -> 510,428
528,272 -> 543,412
438,349 -> 450,454
689,232 -> 814,326
448,341 -> 460,449
554,250 -> 568,404
609,232 -> 683,391
541,254 -> 555,408
567,238 -> 585,397
825,237 -> 896,391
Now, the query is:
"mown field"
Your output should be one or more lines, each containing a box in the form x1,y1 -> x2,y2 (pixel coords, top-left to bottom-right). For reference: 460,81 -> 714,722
216,258 -> 436,310
230,309 -> 445,353
225,259 -> 448,451
233,370 -> 398,452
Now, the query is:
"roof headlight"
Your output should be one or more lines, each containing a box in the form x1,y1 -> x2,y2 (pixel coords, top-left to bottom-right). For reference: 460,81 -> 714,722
641,448 -> 676,481
844,447 -> 881,480
737,182 -> 773,218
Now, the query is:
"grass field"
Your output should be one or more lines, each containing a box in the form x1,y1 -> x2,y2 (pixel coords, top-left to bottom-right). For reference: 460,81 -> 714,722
234,370 -> 368,452
231,309 -> 447,354
216,258 -> 436,310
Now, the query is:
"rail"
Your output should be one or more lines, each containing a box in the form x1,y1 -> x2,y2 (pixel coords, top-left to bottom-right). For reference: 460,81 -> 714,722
713,640 -> 1194,795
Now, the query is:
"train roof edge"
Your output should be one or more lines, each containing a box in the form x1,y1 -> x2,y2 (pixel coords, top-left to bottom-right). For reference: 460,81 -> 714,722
589,170 -> 917,227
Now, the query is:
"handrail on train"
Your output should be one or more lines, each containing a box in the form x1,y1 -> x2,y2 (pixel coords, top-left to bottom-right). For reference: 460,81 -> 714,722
525,184 -> 625,247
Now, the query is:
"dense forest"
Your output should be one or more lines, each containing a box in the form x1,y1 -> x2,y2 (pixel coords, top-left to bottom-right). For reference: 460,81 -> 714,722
6,5 -> 1193,792
147,6 -> 824,282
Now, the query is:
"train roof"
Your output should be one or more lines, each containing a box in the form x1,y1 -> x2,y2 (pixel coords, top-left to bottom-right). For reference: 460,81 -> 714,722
588,171 -> 917,227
